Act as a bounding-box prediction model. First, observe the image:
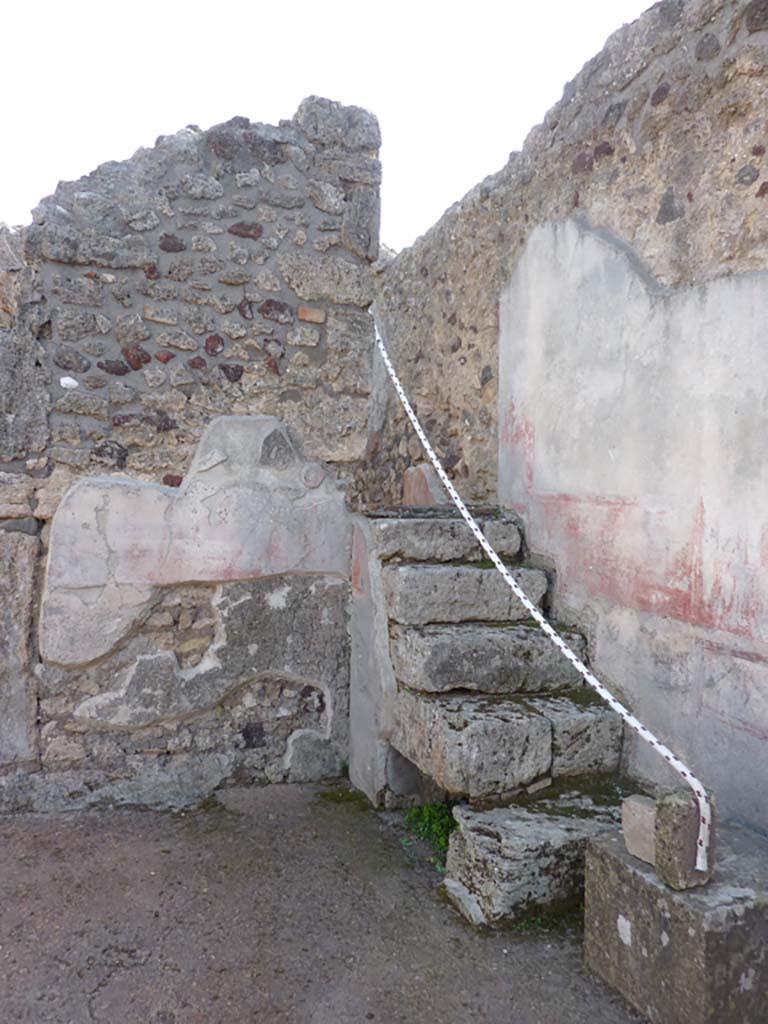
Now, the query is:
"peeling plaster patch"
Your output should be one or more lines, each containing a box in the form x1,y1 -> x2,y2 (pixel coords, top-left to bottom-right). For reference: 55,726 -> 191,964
71,574 -> 349,732
660,930 -> 669,947
617,914 -> 632,947
40,416 -> 352,666
739,969 -> 755,992
267,584 -> 291,610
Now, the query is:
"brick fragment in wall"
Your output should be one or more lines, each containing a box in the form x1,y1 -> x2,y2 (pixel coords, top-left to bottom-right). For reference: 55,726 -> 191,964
297,305 -> 326,324
122,345 -> 151,370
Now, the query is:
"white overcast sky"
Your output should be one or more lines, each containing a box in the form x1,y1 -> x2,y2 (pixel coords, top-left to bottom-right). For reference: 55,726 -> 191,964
1,0 -> 652,251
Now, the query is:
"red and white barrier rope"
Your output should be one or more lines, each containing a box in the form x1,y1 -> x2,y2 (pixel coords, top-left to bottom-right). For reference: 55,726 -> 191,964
374,322 -> 711,871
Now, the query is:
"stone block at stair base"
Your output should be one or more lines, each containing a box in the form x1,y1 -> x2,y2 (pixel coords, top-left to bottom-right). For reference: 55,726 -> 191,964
389,623 -> 587,694
585,829 -> 768,1024
391,690 -> 623,798
382,565 -> 547,626
528,696 -> 623,776
446,795 -> 619,924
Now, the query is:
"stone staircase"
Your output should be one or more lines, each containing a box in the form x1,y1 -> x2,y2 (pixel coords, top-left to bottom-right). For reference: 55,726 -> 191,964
350,507 -> 625,926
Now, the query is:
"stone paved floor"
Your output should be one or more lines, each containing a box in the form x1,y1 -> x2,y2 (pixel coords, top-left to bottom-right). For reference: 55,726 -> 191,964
0,784 -> 643,1024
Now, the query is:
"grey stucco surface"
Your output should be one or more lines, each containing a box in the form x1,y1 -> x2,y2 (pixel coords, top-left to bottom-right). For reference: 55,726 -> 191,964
498,219 -> 768,831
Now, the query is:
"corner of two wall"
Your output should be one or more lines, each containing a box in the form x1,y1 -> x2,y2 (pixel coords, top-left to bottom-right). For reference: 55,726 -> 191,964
372,0 -> 768,833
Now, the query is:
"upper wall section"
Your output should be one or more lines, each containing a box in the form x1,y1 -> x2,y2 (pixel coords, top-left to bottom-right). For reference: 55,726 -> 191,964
1,96 -> 380,489
366,0 -> 768,506
498,218 -> 768,828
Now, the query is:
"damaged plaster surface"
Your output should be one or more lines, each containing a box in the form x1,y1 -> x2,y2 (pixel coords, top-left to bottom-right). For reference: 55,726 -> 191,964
1,416 -> 352,812
41,414 -> 350,665
367,0 -> 768,508
499,218 -> 768,829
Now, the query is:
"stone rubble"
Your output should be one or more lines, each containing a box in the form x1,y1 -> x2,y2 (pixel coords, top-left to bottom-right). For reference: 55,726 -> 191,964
446,789 -> 621,925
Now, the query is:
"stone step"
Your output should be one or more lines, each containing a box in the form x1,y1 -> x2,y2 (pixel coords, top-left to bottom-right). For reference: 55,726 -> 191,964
390,622 -> 588,694
370,515 -> 522,564
444,783 -> 622,926
382,565 -> 548,626
391,690 -> 622,799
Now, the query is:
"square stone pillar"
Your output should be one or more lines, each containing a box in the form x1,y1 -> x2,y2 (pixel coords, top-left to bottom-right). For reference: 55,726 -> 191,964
585,828 -> 768,1024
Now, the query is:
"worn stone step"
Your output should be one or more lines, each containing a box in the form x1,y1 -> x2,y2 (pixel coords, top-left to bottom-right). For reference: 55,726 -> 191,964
389,622 -> 587,694
382,565 -> 548,626
444,784 -> 622,926
370,515 -> 522,564
391,690 -> 622,799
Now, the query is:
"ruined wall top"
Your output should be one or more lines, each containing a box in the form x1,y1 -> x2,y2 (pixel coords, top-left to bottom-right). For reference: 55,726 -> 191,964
366,0 -> 768,505
1,96 -> 380,490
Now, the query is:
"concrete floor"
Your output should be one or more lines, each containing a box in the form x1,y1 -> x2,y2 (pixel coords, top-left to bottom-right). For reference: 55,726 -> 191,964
0,784 -> 643,1024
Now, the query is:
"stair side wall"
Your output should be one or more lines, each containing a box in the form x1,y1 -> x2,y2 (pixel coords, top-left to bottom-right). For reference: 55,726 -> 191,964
364,0 -> 768,832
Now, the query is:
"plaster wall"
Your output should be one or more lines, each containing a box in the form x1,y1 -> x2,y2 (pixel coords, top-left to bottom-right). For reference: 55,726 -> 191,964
499,219 -> 768,831
365,0 -> 768,834
366,0 -> 768,508
0,97 -> 379,809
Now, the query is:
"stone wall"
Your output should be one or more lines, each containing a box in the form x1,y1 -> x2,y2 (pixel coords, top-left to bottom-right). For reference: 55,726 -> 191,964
12,95 -> 380,482
367,0 -> 768,832
366,0 -> 768,506
0,97 -> 379,808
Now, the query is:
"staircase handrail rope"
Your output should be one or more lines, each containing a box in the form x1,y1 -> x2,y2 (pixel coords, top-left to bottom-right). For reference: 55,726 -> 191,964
374,322 -> 711,871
